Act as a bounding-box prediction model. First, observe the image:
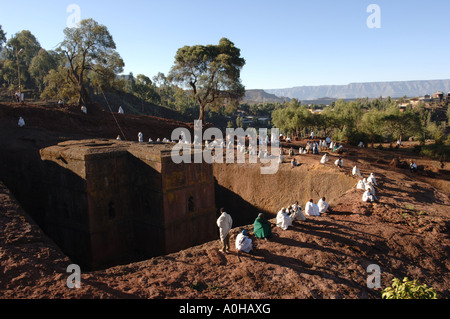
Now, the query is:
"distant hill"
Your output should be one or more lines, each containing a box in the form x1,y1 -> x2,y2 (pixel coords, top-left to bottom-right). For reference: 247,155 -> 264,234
243,89 -> 291,104
265,79 -> 450,100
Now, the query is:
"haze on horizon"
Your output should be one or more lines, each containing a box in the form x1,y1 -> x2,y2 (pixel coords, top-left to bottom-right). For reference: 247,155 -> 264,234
0,0 -> 449,90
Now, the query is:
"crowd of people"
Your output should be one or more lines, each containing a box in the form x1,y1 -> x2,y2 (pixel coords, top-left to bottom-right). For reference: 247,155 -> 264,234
216,195 -> 331,255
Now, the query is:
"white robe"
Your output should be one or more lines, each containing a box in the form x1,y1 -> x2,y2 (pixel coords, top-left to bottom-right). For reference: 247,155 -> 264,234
18,117 -> 25,127
367,174 -> 377,186
118,107 -> 124,114
352,166 -> 362,178
276,210 -> 292,230
235,233 -> 252,253
365,183 -> 376,195
138,132 -> 143,143
305,201 -> 320,216
335,159 -> 343,167
217,212 -> 233,241
290,205 -> 306,221
318,199 -> 329,214
320,154 -> 329,164
363,190 -> 376,203
357,179 -> 366,190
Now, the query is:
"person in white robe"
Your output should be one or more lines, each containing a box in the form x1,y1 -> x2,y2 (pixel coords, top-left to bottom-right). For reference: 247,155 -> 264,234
138,132 -> 143,143
235,230 -> 253,254
335,158 -> 343,168
18,117 -> 25,127
365,183 -> 376,195
367,173 -> 377,186
290,201 -> 306,221
81,106 -> 87,114
363,189 -> 377,203
305,199 -> 320,216
352,166 -> 362,178
217,208 -> 233,253
276,208 -> 292,230
357,179 -> 367,190
320,153 -> 329,164
118,106 -> 124,114
318,197 -> 329,214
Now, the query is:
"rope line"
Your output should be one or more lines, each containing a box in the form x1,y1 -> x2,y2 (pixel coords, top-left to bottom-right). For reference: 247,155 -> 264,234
99,88 -> 127,141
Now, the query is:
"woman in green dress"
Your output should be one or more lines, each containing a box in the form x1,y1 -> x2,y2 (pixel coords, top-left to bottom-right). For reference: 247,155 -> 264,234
253,213 -> 273,239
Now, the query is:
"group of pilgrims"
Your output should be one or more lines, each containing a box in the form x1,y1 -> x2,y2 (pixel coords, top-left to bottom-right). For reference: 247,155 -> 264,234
219,195 -> 333,255
217,196 -> 331,255
354,168 -> 379,203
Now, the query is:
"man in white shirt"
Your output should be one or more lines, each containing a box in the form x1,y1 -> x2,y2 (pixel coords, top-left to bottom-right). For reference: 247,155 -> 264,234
235,230 -> 253,254
318,197 -> 329,214
305,199 -> 320,216
276,208 -> 293,230
290,201 -> 306,222
217,208 -> 233,253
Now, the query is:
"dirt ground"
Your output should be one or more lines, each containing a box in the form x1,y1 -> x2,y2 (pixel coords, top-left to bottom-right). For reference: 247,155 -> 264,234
0,102 -> 449,301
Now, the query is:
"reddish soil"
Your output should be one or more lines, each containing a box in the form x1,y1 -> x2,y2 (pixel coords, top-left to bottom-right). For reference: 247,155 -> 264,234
0,102 -> 449,300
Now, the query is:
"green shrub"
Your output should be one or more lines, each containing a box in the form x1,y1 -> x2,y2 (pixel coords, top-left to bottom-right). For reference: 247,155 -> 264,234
419,144 -> 450,162
382,277 -> 438,299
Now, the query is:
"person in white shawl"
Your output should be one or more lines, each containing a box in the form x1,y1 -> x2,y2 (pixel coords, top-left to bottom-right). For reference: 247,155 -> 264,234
367,172 -> 378,186
320,153 -> 330,164
363,189 -> 377,203
352,166 -> 362,178
217,208 -> 233,253
335,157 -> 343,168
305,199 -> 320,216
138,132 -> 143,143
18,117 -> 25,127
357,178 -> 367,190
235,230 -> 253,254
365,183 -> 376,196
276,208 -> 292,230
290,201 -> 306,222
317,197 -> 329,214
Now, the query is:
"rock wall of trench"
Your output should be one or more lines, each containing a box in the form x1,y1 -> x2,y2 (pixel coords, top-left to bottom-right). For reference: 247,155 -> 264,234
213,163 -> 357,226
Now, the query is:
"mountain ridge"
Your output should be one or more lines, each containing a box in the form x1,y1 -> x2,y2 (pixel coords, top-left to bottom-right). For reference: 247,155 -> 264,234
264,79 -> 450,100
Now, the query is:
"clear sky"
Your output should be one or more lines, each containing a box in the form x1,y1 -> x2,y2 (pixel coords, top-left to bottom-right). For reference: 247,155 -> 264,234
1,0 -> 449,90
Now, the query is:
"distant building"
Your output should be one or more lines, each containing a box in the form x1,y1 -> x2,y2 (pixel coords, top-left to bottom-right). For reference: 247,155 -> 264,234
419,94 -> 433,103
433,91 -> 444,101
398,103 -> 409,112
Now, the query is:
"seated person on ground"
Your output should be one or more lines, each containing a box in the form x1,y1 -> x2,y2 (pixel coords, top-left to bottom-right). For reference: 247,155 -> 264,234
367,172 -> 377,186
276,208 -> 293,230
317,197 -> 329,214
290,201 -> 306,222
235,230 -> 253,254
253,213 -> 273,239
363,189 -> 377,203
305,199 -> 320,216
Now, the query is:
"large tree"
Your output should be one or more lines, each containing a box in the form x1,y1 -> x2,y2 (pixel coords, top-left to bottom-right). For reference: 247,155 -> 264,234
0,25 -> 6,52
29,49 -> 60,93
168,37 -> 246,122
57,18 -> 124,106
2,30 -> 41,91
